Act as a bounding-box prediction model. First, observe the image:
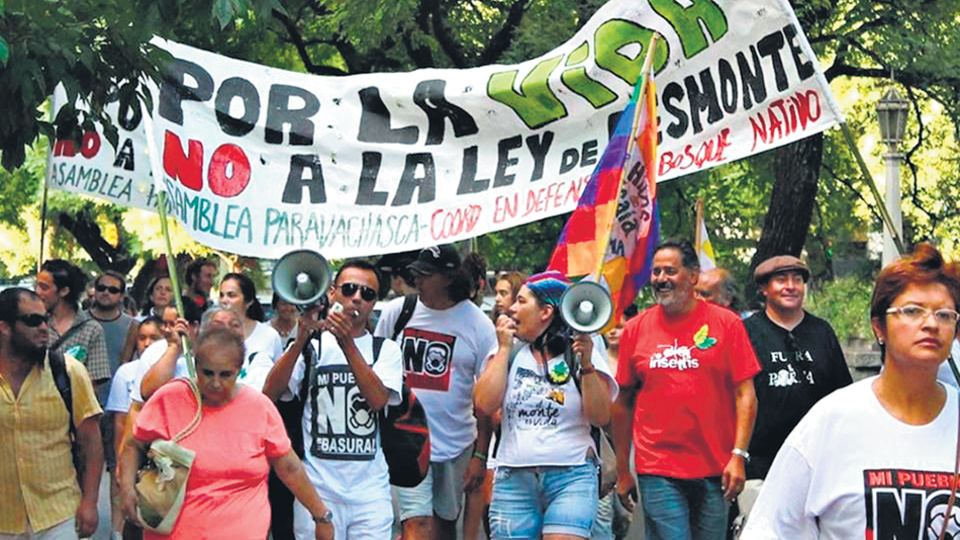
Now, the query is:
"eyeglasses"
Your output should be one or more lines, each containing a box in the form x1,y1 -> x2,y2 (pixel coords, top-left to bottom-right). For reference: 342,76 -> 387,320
886,305 -> 960,326
338,283 -> 377,302
16,313 -> 49,327
95,284 -> 123,294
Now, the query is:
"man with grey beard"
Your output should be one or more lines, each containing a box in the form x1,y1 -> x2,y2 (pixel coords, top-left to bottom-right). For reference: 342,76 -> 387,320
0,287 -> 104,538
611,239 -> 760,540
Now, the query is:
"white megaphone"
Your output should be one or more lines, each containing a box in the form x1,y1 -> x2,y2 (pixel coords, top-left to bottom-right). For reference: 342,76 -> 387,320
272,250 -> 331,306
559,281 -> 613,334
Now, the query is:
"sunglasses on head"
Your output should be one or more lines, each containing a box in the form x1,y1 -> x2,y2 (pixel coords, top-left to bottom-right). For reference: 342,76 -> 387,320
16,313 -> 49,327
338,283 -> 378,302
95,284 -> 123,294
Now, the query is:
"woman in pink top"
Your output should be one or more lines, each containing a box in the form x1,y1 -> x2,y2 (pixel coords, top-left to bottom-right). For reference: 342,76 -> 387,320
119,328 -> 334,540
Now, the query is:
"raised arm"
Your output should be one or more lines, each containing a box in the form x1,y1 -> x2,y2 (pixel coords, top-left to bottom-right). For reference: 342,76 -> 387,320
263,307 -> 323,401
474,315 -> 516,417
572,333 -> 611,427
327,310 -> 390,411
140,319 -> 188,400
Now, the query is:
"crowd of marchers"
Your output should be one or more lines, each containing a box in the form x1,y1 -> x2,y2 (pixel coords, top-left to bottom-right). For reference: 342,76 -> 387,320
3,238 -> 960,540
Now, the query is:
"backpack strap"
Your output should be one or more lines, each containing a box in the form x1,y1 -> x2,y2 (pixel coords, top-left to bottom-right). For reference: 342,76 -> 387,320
294,334 -> 318,458
50,318 -> 92,353
48,350 -> 75,440
372,336 -> 385,365
391,294 -> 419,341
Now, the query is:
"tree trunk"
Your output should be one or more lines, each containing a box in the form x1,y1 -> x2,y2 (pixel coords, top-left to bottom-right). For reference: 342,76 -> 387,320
747,133 -> 823,297
57,212 -> 136,273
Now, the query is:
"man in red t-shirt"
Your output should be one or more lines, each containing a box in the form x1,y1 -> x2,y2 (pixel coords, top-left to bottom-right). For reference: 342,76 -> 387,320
611,239 -> 760,540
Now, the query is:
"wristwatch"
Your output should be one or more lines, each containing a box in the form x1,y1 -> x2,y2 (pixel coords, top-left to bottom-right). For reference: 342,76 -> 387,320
732,448 -> 751,463
313,509 -> 334,525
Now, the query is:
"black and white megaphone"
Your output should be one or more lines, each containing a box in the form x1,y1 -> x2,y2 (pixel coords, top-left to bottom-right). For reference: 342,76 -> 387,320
272,250 -> 331,307
559,281 -> 613,334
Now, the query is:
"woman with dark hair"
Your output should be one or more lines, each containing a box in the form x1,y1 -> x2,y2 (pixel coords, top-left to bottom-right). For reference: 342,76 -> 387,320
139,276 -> 173,321
743,243 -> 960,539
219,273 -> 283,383
475,270 -> 617,539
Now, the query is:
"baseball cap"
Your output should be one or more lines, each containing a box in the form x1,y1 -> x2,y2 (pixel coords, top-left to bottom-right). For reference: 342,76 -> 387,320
753,255 -> 810,284
408,245 -> 461,275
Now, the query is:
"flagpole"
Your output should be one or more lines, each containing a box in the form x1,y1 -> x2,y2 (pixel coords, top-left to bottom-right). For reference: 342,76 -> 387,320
624,33 -> 660,157
838,122 -> 905,255
694,199 -> 705,250
591,32 -> 660,283
142,96 -> 195,379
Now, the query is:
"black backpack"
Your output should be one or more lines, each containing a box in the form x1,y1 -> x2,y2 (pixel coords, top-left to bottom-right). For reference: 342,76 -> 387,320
290,328 -> 431,488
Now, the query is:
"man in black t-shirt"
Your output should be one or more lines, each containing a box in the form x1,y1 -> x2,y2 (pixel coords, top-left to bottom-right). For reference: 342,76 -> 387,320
734,255 -> 852,536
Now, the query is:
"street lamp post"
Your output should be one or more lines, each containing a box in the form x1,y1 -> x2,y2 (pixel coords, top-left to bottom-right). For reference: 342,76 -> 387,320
876,86 -> 909,266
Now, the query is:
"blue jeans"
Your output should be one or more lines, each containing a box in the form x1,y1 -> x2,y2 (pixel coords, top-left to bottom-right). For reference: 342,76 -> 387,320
637,475 -> 728,540
489,462 -> 598,539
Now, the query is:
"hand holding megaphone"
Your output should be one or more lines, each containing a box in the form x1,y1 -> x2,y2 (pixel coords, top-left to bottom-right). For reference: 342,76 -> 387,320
569,332 -> 595,366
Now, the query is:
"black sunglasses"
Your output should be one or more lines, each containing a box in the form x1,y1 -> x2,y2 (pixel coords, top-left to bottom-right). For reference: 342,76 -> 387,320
16,313 -> 49,327
95,284 -> 123,294
338,283 -> 378,302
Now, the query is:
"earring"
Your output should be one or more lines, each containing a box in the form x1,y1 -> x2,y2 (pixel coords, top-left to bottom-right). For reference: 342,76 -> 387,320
877,337 -> 885,346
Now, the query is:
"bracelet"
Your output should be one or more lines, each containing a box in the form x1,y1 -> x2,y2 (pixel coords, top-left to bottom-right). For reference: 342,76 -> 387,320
472,450 -> 487,461
313,509 -> 333,524
732,448 -> 751,463
580,365 -> 597,375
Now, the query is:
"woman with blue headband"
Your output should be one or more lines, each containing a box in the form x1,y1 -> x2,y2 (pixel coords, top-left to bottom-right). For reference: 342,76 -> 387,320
475,270 -> 618,539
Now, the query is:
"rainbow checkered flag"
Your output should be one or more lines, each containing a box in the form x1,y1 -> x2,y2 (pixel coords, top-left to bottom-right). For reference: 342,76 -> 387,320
548,46 -> 660,331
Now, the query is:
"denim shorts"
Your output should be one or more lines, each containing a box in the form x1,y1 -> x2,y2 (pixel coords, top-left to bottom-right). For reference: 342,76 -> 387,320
489,462 -> 598,539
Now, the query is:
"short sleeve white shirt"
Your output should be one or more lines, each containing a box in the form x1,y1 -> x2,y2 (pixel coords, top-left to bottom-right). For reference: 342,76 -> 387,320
743,377 -> 960,539
496,344 -> 616,467
105,361 -> 139,413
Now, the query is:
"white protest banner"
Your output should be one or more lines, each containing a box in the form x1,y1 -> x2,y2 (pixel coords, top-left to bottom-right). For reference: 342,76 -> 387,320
47,0 -> 842,259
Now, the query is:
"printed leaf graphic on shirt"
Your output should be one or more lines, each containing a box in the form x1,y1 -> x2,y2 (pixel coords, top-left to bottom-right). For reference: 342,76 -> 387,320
547,357 -> 571,384
66,345 -> 87,362
693,325 -> 717,350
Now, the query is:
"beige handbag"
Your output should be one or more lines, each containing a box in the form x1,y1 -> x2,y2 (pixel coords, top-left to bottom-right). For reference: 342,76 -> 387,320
135,379 -> 203,534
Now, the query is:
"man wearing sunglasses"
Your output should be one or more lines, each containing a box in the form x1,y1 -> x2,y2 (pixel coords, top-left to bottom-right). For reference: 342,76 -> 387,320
264,259 -> 403,540
0,287 -> 104,539
87,271 -> 140,537
734,255 -> 853,535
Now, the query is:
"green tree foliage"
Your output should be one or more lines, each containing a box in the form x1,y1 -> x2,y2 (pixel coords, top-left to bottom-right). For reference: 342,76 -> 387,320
6,0 -> 960,281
